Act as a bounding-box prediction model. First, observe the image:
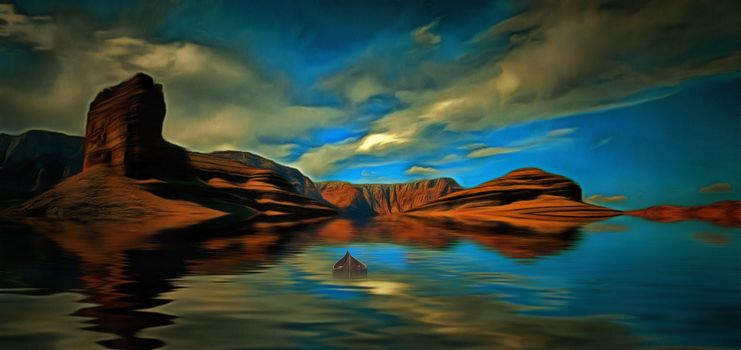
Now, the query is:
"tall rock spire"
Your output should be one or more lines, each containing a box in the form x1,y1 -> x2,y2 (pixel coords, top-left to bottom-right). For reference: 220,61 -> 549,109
83,73 -> 192,179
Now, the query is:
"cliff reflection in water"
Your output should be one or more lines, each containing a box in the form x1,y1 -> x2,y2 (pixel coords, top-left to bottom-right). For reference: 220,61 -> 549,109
0,215 -> 585,349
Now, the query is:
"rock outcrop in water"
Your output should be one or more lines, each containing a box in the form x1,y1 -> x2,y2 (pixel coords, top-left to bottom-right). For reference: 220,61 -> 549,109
627,201 -> 741,227
83,73 -> 191,179
407,169 -> 621,230
412,168 -> 582,211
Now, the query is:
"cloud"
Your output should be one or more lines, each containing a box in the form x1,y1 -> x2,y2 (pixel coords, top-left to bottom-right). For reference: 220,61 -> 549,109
0,3 -> 56,50
412,19 -> 441,45
594,137 -> 613,149
356,132 -> 409,153
310,0 -> 741,169
0,6 -> 346,160
459,0 -> 741,129
459,143 -> 487,151
468,147 -> 522,158
404,165 -> 439,176
547,128 -> 576,137
699,182 -> 732,194
438,154 -> 461,163
292,140 -> 356,178
319,72 -> 386,105
466,127 -> 577,158
3,1 -> 741,183
585,194 -> 628,204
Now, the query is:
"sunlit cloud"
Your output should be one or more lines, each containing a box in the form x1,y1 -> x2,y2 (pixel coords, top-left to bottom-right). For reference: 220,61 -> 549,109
547,128 -> 576,137
437,154 -> 461,163
585,194 -> 628,204
405,165 -> 439,176
468,147 -> 522,159
356,132 -> 409,153
412,18 -> 442,45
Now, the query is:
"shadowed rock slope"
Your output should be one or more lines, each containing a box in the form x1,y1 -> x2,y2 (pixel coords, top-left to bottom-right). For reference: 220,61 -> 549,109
209,150 -> 325,202
0,130 -> 83,200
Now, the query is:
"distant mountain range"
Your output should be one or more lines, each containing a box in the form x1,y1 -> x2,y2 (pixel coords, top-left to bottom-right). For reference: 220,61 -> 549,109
1,73 -> 737,229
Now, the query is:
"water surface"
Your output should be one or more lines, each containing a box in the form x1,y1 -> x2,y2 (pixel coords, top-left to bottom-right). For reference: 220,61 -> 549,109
1,216 -> 739,349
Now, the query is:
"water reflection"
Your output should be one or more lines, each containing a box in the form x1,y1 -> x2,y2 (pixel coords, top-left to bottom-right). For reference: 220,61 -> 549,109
0,216 -> 582,349
0,216 -> 739,349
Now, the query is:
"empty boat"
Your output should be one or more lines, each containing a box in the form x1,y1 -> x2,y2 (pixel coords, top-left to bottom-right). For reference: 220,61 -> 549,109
333,251 -> 367,279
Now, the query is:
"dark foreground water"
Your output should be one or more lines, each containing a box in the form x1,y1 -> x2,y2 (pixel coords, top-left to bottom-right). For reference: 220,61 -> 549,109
1,215 -> 740,350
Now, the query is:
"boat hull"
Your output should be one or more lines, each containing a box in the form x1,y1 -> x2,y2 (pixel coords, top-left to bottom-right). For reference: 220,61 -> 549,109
333,251 -> 367,279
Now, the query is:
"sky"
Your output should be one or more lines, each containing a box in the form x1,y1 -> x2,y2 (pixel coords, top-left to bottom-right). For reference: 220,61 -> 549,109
1,0 -> 740,209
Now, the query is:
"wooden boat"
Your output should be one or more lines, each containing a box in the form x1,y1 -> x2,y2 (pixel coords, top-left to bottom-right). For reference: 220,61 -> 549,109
333,251 -> 367,279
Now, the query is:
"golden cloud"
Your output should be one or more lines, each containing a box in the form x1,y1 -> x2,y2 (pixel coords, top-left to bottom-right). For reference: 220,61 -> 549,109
585,194 -> 628,204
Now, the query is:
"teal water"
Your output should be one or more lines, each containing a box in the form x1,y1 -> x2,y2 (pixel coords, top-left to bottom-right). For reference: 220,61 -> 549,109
0,216 -> 739,349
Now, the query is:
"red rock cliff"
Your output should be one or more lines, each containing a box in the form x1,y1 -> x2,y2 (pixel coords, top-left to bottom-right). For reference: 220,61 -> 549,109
406,168 -> 620,229
83,73 -> 191,179
318,178 -> 462,216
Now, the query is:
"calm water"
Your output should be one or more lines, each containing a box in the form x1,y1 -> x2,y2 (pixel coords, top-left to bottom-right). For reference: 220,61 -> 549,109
0,216 -> 740,350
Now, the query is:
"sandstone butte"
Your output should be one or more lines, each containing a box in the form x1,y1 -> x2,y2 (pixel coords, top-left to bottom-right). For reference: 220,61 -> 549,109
12,73 -> 335,232
5,73 -> 738,231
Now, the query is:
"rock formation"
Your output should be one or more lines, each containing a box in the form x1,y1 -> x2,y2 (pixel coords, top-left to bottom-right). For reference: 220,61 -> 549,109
0,130 -> 84,199
83,73 -> 191,179
407,168 -> 621,229
318,178 -> 461,216
627,201 -> 741,227
10,73 -> 335,225
411,168 -> 582,212
186,152 -> 336,220
209,150 -> 325,202
3,74 -> 639,229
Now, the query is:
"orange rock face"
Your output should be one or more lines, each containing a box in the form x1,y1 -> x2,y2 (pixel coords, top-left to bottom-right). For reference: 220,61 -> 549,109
83,73 -> 191,179
627,201 -> 741,227
186,152 -> 335,219
209,150 -> 325,201
407,168 -> 620,226
318,178 -> 461,216
12,73 -> 335,224
412,168 -> 582,212
408,195 -> 622,233
316,168 -> 621,225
